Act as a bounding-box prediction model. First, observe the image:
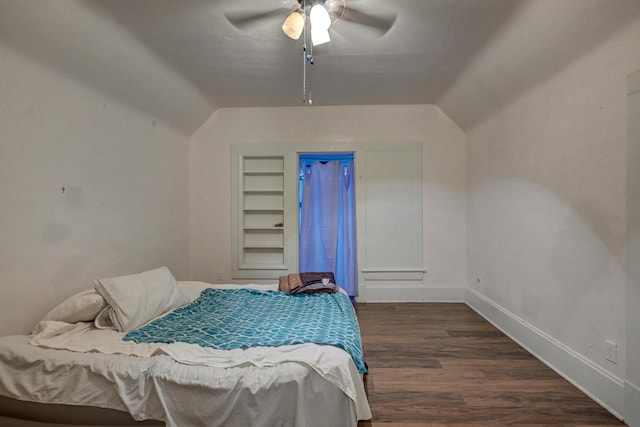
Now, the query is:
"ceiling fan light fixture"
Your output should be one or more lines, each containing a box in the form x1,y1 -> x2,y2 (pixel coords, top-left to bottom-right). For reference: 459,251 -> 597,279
309,4 -> 331,46
311,27 -> 331,46
282,10 -> 305,40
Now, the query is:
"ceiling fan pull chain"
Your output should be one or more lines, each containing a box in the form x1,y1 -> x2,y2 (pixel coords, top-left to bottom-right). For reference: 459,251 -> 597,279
301,0 -> 314,104
302,0 -> 307,104
303,43 -> 307,103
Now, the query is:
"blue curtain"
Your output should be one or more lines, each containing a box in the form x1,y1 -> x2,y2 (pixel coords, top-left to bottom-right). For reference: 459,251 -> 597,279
299,160 -> 358,297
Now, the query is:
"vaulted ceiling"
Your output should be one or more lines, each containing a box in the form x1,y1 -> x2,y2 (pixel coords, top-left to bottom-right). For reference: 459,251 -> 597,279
2,0 -> 640,133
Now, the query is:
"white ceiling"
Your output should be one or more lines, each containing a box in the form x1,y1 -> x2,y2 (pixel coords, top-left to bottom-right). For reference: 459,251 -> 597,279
2,0 -> 640,133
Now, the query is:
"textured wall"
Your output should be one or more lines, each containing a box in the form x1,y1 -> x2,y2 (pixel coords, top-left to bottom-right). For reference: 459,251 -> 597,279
0,43 -> 190,336
466,21 -> 640,380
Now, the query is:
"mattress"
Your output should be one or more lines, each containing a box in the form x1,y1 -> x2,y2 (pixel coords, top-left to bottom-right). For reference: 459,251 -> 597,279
0,282 -> 371,427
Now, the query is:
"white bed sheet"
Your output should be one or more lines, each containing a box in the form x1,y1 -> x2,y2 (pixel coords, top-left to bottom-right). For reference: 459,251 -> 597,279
0,282 -> 371,426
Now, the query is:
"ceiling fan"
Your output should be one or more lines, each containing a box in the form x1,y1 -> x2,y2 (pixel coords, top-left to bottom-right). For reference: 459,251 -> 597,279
224,0 -> 397,46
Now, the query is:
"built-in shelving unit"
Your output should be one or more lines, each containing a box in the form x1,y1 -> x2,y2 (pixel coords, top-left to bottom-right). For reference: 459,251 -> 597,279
231,142 -> 424,286
237,155 -> 287,273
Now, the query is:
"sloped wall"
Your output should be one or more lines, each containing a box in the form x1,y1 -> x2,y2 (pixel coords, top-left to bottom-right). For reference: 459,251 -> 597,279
626,68 -> 640,427
466,17 -> 640,414
0,43 -> 190,336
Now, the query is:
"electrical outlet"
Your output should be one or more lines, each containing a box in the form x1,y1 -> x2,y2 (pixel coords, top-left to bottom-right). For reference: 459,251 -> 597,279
216,271 -> 224,281
606,340 -> 617,364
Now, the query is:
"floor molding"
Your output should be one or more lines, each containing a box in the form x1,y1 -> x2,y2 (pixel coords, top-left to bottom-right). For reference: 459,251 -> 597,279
465,288 -> 625,421
358,284 -> 626,421
625,380 -> 640,426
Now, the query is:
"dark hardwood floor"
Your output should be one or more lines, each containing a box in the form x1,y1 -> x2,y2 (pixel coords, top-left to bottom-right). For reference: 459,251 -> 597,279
355,303 -> 625,427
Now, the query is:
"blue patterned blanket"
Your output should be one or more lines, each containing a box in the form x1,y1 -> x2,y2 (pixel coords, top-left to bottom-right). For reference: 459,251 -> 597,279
124,288 -> 367,373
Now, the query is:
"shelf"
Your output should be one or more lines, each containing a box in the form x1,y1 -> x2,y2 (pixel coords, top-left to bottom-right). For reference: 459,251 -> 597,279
237,264 -> 288,271
243,171 -> 284,175
243,156 -> 284,174
243,227 -> 284,230
242,246 -> 285,266
243,172 -> 284,192
243,189 -> 284,193
243,226 -> 284,247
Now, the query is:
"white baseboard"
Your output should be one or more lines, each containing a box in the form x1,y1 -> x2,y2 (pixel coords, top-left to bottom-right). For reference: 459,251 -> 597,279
357,285 -> 627,421
465,288 -> 625,420
626,380 -> 640,426
358,283 -> 465,302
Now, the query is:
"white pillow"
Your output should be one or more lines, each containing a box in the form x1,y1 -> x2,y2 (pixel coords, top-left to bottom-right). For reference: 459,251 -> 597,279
93,266 -> 189,332
93,306 -> 115,330
39,289 -> 106,324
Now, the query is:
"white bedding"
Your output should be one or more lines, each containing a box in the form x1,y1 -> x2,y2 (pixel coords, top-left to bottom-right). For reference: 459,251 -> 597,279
0,281 -> 371,427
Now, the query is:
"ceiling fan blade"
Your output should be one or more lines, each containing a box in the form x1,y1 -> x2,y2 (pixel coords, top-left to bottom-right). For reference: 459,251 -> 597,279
340,6 -> 396,36
224,7 -> 290,30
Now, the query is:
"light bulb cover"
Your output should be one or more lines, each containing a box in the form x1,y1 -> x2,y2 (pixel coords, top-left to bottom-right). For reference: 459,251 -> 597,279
310,4 -> 331,46
282,10 -> 304,40
311,28 -> 331,45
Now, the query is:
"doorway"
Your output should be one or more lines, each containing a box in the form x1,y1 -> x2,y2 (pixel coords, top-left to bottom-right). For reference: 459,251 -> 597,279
298,153 -> 357,298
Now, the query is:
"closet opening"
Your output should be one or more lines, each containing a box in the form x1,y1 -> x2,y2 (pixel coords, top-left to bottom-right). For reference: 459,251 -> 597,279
298,153 -> 357,299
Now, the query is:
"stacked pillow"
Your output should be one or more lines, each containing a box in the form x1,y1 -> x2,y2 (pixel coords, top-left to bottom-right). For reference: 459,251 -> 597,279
94,266 -> 189,332
36,266 -> 189,333
38,289 -> 106,325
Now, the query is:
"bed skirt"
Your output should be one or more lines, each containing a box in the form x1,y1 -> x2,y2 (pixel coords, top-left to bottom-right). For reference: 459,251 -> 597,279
0,395 -> 162,426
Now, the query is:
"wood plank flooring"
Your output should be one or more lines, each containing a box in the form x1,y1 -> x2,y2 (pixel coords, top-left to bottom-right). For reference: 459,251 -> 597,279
355,303 -> 625,427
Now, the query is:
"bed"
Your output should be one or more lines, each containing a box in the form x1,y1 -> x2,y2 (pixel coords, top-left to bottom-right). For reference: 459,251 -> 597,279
0,267 -> 371,427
